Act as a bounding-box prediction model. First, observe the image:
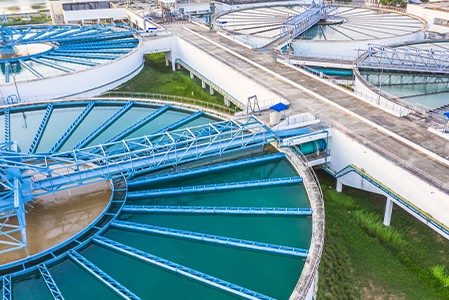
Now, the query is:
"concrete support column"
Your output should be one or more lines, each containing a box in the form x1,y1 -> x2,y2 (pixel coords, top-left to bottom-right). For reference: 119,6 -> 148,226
165,54 -> 169,67
190,71 -> 194,79
383,197 -> 394,226
171,61 -> 176,72
336,179 -> 343,193
201,80 -> 206,89
209,86 -> 214,95
224,98 -> 230,107
177,64 -> 181,70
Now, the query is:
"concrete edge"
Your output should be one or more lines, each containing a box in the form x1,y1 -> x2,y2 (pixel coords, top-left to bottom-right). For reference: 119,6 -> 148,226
283,148 -> 325,300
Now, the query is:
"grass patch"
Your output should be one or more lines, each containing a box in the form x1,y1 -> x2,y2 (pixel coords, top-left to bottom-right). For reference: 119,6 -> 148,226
317,170 -> 449,299
432,265 -> 449,287
115,53 -> 234,109
353,210 -> 405,247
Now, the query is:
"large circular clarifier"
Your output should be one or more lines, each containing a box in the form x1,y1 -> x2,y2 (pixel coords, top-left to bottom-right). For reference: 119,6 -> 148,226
216,4 -> 425,57
0,100 -> 313,299
0,25 -> 142,103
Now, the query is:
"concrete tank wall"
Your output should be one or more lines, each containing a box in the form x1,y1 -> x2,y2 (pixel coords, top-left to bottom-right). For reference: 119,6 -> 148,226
169,36 -> 287,109
328,128 -> 449,231
291,32 -> 425,60
0,43 -> 144,104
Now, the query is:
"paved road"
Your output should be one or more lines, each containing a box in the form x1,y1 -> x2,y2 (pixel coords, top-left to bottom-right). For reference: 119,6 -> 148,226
166,24 -> 449,188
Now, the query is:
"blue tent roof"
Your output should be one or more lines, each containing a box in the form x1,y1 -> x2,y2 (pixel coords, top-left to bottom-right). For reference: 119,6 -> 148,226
444,112 -> 449,119
270,102 -> 289,112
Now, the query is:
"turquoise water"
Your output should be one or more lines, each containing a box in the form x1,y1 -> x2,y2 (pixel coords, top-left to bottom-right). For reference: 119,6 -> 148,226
118,214 -> 312,249
362,72 -> 449,109
49,259 -> 121,300
103,229 -> 304,299
131,158 -> 297,190
13,273 -> 52,300
127,184 -> 309,208
81,244 -> 239,300
36,106 -> 85,152
311,67 -> 353,77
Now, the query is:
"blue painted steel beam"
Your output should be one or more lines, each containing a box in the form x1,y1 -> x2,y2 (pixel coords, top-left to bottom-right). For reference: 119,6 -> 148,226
73,102 -> 134,150
41,55 -> 98,67
50,102 -> 95,152
152,111 -> 204,135
4,108 -> 10,146
59,43 -> 137,50
127,177 -> 303,199
18,60 -> 44,78
99,105 -> 170,146
28,104 -> 54,154
30,58 -> 75,73
2,275 -> 11,300
112,220 -> 309,258
68,251 -> 140,300
128,153 -> 285,187
121,205 -> 312,216
4,63 -> 10,84
50,52 -> 118,61
37,264 -> 64,300
25,26 -> 55,41
56,49 -> 130,54
17,27 -> 31,42
93,236 -> 273,300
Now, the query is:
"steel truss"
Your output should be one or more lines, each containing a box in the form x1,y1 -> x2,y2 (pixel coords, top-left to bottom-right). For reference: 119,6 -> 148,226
357,45 -> 449,75
0,116 -> 276,255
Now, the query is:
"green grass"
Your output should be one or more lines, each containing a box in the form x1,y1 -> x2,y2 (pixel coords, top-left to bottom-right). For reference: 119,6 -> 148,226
116,53 -> 231,108
317,170 -> 449,299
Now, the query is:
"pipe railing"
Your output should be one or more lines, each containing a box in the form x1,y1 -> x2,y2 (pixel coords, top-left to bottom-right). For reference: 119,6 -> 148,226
333,122 -> 449,194
100,91 -> 239,115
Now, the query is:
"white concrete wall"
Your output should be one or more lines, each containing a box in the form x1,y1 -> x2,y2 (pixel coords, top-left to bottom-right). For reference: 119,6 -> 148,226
291,32 -> 425,60
0,43 -> 144,103
63,8 -> 127,23
328,128 -> 449,230
407,4 -> 449,33
143,36 -> 173,53
169,37 -> 287,109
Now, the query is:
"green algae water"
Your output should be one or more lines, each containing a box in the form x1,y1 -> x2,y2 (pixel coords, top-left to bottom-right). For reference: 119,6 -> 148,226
1,101 -> 312,299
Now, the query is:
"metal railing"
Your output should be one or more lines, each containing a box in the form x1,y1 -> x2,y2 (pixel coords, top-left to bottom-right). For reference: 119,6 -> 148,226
333,122 -> 449,194
100,91 -> 239,115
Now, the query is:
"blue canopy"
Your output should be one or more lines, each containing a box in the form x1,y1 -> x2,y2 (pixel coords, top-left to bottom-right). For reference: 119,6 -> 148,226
444,112 -> 449,119
270,102 -> 289,112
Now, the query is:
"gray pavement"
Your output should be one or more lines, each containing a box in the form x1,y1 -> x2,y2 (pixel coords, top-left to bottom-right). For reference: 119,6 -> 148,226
166,24 -> 449,187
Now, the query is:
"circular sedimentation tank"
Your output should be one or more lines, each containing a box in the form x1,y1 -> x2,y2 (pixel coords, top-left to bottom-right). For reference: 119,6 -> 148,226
216,3 -> 425,58
354,40 -> 449,118
0,100 -> 313,299
0,25 -> 143,103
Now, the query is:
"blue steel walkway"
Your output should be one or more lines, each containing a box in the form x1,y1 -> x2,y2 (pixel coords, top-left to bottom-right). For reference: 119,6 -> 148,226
127,177 -> 303,199
121,205 -> 312,216
111,220 -> 309,258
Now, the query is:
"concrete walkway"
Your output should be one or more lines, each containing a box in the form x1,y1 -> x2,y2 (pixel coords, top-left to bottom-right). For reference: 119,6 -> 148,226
166,24 -> 449,188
